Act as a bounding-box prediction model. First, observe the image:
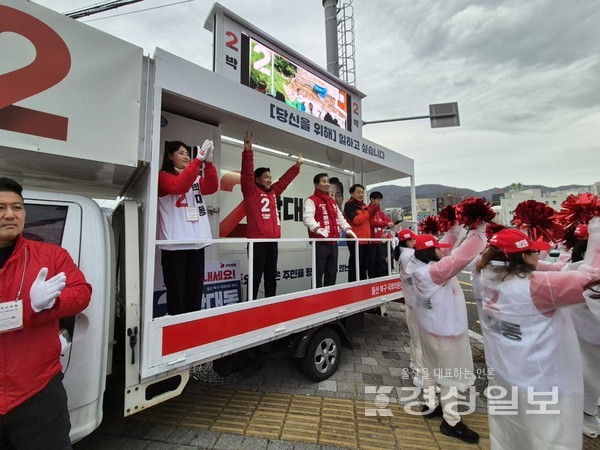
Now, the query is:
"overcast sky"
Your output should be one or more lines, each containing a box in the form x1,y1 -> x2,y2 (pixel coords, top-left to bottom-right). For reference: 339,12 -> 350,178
35,0 -> 600,192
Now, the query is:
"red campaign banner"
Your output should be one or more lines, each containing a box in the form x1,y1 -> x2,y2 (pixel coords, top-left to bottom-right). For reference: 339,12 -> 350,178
162,280 -> 401,355
0,6 -> 70,140
0,105 -> 68,141
218,170 -> 247,237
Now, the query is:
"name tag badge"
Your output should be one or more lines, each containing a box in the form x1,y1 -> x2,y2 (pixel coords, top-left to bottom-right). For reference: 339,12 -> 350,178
186,207 -> 199,222
0,300 -> 24,333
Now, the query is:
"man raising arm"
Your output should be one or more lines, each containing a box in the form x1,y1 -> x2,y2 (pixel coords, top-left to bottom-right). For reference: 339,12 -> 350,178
241,132 -> 302,299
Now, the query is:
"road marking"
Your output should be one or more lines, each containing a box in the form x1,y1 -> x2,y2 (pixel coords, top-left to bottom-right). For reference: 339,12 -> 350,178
459,281 -> 473,287
468,329 -> 484,344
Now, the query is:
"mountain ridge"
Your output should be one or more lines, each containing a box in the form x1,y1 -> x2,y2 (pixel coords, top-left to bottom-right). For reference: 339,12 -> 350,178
374,183 -> 588,209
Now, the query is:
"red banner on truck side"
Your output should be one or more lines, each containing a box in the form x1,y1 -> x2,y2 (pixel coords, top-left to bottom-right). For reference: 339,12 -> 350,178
162,280 -> 401,355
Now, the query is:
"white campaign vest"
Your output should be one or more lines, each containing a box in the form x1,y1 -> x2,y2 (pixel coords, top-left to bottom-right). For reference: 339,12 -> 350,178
410,259 -> 468,337
570,303 -> 600,345
398,248 -> 416,307
158,178 -> 212,251
480,274 -> 582,394
408,257 -> 474,390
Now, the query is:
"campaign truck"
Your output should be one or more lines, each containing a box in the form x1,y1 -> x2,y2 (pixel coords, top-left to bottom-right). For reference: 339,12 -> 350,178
0,1 -> 416,442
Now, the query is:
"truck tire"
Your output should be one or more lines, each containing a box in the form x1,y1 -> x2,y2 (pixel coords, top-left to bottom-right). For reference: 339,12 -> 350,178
301,327 -> 341,381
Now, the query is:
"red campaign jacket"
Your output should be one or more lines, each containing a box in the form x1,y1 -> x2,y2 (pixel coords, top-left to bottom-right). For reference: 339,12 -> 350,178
368,203 -> 392,240
241,149 -> 300,238
343,198 -> 371,244
158,159 -> 218,197
0,236 -> 92,414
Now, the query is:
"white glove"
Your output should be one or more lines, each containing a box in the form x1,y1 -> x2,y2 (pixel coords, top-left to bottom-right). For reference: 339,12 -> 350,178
584,286 -> 600,321
316,228 -> 329,238
30,267 -> 66,313
584,216 -> 600,267
195,139 -> 213,162
588,217 -> 600,236
204,143 -> 214,163
442,223 -> 465,250
576,263 -> 597,274
345,229 -> 357,239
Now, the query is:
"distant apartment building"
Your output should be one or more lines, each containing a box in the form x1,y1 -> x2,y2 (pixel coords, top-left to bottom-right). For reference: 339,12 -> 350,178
496,182 -> 600,226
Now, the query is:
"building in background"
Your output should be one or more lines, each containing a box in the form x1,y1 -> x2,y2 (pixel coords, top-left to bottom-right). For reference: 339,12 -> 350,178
496,182 -> 600,226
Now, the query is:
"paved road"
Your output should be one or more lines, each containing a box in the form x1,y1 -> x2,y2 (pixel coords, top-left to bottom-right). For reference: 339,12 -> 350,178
458,270 -> 482,336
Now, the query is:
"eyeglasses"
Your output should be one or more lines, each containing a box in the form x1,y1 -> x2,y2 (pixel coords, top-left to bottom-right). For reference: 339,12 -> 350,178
525,250 -> 541,255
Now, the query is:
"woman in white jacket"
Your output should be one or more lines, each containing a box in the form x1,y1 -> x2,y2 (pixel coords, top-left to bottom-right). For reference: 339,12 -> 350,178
396,230 -> 423,386
407,223 -> 487,444
566,223 -> 600,438
477,227 -> 600,449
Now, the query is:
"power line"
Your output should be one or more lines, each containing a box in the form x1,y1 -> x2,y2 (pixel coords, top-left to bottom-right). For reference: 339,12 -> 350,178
79,0 -> 194,22
65,0 -> 145,19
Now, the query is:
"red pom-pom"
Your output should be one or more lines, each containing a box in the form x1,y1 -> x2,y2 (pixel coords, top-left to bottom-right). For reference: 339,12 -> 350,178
486,222 -> 506,240
553,193 -> 600,233
437,205 -> 457,232
418,215 -> 440,235
455,197 -> 496,228
511,200 -> 564,243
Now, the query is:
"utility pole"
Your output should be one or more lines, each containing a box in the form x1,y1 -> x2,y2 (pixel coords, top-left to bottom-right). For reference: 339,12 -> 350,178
322,0 -> 340,77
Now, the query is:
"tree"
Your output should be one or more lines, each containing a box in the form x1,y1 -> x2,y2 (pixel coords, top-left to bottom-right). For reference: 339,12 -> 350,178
508,182 -> 524,192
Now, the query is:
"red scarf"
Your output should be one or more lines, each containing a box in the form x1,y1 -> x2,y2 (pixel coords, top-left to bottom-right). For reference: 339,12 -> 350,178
312,189 -> 339,222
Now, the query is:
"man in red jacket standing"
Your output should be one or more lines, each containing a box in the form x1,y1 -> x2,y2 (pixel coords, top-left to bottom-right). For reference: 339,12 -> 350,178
344,184 -> 371,282
0,178 -> 92,449
241,132 -> 302,299
368,191 -> 395,278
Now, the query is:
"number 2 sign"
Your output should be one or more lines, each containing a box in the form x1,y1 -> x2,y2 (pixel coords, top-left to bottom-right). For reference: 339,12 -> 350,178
0,5 -> 71,141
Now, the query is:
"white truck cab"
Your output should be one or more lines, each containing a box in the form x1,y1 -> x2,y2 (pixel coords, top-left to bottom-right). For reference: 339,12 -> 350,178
21,191 -> 113,441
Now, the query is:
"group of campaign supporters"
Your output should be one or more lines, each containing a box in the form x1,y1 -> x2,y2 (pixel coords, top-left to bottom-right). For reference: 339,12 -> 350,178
396,211 -> 600,448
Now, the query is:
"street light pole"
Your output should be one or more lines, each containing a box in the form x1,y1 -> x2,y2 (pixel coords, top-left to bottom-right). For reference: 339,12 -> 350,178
362,112 -> 457,125
361,102 -> 460,229
362,102 -> 460,128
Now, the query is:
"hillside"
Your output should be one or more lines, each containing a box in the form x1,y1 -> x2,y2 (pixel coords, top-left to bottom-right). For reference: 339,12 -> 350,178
374,184 -> 588,209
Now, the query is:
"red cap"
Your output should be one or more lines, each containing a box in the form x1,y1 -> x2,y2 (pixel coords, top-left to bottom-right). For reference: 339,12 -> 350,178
397,229 -> 417,241
414,234 -> 452,250
575,224 -> 588,239
488,228 -> 551,253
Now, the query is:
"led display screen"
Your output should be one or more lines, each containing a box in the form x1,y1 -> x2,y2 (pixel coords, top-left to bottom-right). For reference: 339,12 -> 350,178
242,35 -> 350,130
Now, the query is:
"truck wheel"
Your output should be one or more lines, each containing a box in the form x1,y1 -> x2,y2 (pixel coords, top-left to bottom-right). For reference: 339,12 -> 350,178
301,327 -> 341,381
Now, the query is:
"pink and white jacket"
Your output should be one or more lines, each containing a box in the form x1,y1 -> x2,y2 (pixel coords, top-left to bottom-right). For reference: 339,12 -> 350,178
407,229 -> 487,337
480,266 -> 600,393
398,247 -> 416,307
